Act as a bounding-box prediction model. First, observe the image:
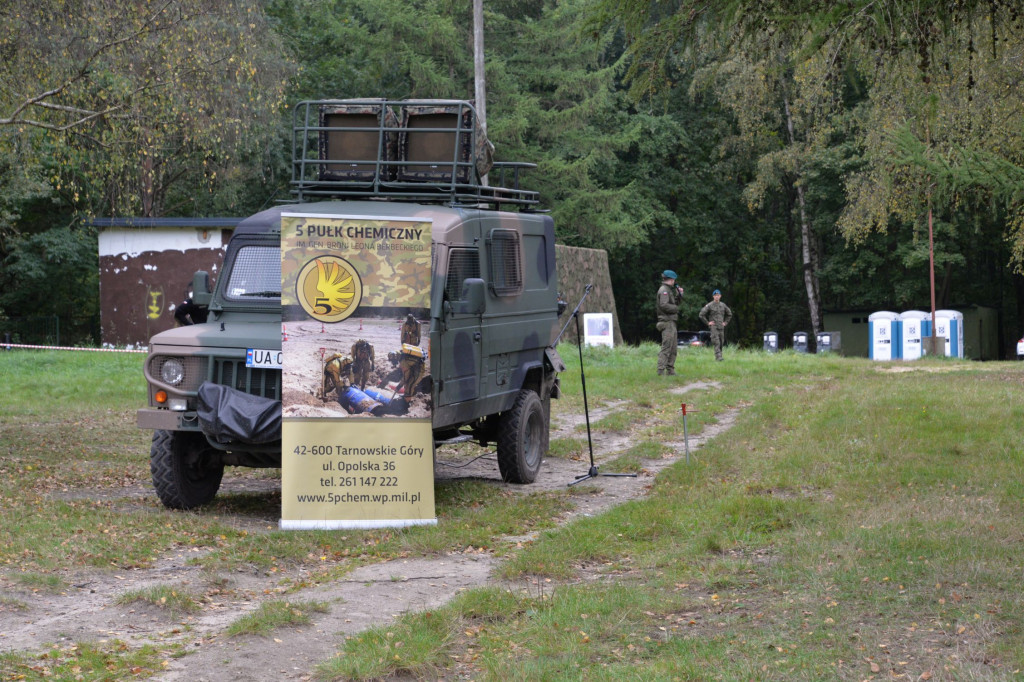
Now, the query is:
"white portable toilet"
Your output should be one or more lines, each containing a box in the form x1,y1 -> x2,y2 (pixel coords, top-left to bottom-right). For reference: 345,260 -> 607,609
934,309 -> 964,358
898,310 -> 929,361
868,311 -> 899,360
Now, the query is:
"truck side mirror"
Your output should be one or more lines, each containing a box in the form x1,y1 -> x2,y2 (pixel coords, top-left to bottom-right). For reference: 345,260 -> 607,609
452,278 -> 486,315
192,271 -> 212,307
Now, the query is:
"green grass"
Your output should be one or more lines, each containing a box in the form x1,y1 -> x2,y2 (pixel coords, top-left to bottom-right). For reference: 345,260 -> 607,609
11,572 -> 66,593
547,436 -> 587,459
0,641 -> 171,679
115,585 -> 202,615
0,350 -> 146,415
0,351 -> 151,499
4,346 -> 1024,680
329,347 -> 1024,680
0,594 -> 29,611
224,599 -> 329,637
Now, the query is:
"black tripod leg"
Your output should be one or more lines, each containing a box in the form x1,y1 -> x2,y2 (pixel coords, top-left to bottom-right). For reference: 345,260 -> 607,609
566,303 -> 637,486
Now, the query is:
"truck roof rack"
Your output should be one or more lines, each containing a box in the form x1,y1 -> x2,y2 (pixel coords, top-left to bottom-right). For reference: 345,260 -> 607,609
290,98 -> 540,210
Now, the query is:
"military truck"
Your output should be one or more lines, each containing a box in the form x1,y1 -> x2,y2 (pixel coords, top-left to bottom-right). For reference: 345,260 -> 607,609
138,99 -> 565,509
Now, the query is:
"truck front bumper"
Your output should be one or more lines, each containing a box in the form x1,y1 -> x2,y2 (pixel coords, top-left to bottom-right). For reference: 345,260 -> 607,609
137,408 -> 202,432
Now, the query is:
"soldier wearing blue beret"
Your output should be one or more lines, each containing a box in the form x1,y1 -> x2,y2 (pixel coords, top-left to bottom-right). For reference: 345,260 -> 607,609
656,270 -> 684,375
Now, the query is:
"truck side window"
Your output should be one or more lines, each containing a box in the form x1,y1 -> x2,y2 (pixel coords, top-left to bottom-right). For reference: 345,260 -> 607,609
488,228 -> 523,296
445,248 -> 480,301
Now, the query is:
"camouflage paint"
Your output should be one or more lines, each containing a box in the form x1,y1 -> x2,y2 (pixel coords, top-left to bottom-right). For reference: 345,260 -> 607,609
281,213 -> 432,310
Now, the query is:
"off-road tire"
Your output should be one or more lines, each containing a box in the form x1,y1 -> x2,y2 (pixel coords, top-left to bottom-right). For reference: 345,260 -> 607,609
150,430 -> 224,510
497,389 -> 545,483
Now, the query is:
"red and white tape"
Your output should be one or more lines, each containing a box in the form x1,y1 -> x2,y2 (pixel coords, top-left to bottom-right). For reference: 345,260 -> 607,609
1,343 -> 147,354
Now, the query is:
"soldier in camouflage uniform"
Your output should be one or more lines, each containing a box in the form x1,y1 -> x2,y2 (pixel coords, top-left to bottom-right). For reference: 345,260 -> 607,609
656,270 -> 684,376
398,351 -> 426,402
350,340 -> 375,389
323,353 -> 353,398
401,314 -> 421,345
699,289 -> 733,361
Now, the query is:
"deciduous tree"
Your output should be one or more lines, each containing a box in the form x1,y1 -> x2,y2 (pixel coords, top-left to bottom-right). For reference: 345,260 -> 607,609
0,0 -> 292,218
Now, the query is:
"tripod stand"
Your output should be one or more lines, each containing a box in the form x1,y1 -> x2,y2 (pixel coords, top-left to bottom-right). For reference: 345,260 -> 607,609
554,284 -> 637,487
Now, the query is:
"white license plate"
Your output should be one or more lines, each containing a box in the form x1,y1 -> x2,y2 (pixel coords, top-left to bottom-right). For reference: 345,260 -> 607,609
246,348 -> 282,369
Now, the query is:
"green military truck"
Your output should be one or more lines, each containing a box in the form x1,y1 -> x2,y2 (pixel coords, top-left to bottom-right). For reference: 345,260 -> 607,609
138,99 -> 565,509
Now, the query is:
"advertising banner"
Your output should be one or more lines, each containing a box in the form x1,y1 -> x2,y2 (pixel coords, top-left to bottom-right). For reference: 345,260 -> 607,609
279,213 -> 436,529
583,313 -> 614,347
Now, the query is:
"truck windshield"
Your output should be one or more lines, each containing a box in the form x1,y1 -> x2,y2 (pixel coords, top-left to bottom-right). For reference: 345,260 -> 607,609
223,245 -> 281,301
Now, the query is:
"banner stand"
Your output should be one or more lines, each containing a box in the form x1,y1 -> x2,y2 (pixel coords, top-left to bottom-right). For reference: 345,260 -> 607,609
279,213 -> 436,529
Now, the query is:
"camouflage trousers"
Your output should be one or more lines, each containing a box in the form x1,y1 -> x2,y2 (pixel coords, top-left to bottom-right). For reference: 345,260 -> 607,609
710,326 -> 725,361
399,356 -> 426,401
656,320 -> 677,374
352,359 -> 371,389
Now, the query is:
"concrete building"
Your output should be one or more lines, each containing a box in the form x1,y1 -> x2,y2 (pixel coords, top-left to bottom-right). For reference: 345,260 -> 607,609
93,217 -> 242,347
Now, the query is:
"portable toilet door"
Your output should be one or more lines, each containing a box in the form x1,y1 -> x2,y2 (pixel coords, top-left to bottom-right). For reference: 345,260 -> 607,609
898,310 -> 929,361
868,311 -> 899,360
934,309 -> 964,358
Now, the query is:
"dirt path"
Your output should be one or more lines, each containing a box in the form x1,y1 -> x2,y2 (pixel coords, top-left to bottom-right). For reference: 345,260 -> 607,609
0,381 -> 738,681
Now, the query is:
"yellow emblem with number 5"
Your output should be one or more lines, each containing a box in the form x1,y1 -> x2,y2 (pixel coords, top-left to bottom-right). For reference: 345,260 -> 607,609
296,255 -> 363,322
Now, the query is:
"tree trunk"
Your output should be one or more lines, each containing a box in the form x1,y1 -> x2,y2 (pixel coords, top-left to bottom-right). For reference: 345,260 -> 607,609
939,261 -> 953,309
141,154 -> 154,218
783,91 -> 822,336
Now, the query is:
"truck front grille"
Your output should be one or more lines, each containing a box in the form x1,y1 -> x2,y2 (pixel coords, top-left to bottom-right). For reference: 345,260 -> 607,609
213,359 -> 281,400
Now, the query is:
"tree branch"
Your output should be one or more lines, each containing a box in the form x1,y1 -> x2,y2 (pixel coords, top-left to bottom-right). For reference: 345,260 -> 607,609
0,0 -> 197,133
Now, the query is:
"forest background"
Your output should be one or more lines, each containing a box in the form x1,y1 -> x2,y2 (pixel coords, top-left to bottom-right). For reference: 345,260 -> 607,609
2,0 -> 1024,354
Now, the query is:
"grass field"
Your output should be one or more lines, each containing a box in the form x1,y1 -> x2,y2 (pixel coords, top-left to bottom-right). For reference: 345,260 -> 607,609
1,346 -> 1023,680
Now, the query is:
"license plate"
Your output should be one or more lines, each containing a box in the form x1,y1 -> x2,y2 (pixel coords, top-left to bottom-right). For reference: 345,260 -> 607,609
246,348 -> 282,369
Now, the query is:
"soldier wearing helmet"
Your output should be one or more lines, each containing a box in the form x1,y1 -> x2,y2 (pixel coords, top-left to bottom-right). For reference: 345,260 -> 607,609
323,353 -> 354,398
401,314 -> 421,346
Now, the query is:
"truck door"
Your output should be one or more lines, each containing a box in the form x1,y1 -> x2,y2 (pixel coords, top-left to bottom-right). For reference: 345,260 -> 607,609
437,245 -> 483,406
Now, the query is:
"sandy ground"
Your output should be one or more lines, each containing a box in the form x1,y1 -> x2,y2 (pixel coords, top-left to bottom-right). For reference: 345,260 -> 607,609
282,316 -> 431,420
0,380 -> 737,681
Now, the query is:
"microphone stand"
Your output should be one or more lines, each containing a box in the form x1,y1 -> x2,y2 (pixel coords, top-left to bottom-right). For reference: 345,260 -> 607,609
555,285 -> 637,487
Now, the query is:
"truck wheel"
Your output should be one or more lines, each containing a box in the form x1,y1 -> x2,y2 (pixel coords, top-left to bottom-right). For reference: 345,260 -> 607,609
150,430 -> 224,510
497,389 -> 545,483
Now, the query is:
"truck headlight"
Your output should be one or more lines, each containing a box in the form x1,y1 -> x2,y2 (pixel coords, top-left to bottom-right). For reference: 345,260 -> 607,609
160,358 -> 186,386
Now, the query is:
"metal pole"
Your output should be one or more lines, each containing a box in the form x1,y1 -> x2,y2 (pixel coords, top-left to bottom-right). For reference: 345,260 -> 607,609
926,116 -> 937,356
681,403 -> 690,464
929,202 -> 936,343
473,0 -> 488,186
683,414 -> 690,464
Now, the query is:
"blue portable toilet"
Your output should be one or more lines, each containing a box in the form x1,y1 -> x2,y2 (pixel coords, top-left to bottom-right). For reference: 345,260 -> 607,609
898,310 -> 929,361
934,309 -> 964,358
793,331 -> 809,353
763,331 -> 779,353
868,311 -> 899,360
